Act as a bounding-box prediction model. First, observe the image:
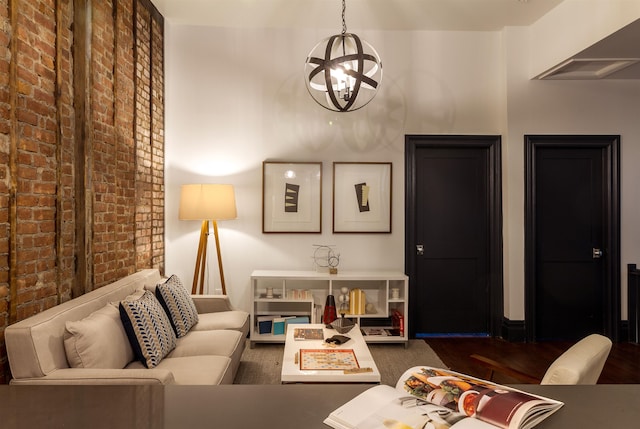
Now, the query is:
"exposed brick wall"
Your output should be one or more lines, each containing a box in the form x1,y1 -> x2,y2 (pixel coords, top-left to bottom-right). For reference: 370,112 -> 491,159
0,0 -> 9,387
135,3 -> 152,270
56,0 -> 76,304
115,0 -> 137,277
0,0 -> 164,384
134,1 -> 164,273
150,9 -> 164,271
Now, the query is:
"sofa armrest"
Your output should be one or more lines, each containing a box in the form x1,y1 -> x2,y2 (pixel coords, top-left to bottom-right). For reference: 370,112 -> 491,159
191,295 -> 234,314
9,368 -> 175,385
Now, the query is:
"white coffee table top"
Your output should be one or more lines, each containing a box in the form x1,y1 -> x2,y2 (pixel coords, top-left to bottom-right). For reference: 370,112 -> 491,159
281,323 -> 381,383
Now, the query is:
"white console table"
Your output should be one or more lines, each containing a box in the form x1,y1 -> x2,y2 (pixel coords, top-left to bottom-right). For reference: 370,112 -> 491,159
250,270 -> 408,346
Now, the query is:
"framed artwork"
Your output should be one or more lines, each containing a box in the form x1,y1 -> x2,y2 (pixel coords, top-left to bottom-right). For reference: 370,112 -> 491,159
333,162 -> 392,233
262,161 -> 322,233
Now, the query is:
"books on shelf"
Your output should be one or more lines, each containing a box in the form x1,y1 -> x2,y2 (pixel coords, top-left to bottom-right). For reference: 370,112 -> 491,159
272,317 -> 291,335
285,316 -> 310,331
360,327 -> 388,336
272,316 -> 310,335
257,316 -> 277,334
260,316 -> 311,335
324,366 -> 563,429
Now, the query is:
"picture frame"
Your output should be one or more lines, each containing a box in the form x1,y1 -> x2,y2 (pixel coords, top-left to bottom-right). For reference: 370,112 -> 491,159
333,162 -> 392,233
262,161 -> 322,233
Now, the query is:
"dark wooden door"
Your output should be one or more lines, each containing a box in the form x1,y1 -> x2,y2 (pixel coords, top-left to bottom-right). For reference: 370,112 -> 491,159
405,135 -> 503,337
525,135 -> 620,341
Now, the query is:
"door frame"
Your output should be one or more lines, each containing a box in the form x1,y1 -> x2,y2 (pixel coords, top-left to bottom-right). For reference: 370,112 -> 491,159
405,135 -> 503,337
524,135 -> 621,342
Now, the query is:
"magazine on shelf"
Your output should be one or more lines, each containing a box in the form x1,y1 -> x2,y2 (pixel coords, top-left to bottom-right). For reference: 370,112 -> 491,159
324,366 -> 563,429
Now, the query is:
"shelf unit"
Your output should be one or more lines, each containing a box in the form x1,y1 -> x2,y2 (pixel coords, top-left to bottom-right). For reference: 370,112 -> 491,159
250,270 -> 408,346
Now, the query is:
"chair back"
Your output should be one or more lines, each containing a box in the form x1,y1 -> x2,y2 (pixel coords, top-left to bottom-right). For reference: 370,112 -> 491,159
540,334 -> 612,385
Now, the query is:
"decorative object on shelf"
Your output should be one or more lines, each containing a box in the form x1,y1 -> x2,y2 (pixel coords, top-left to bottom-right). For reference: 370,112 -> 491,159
333,162 -> 392,233
179,184 -> 237,294
262,162 -> 322,233
365,303 -> 376,314
312,244 -> 340,273
390,287 -> 400,299
323,294 -> 337,326
338,286 -> 350,315
304,0 -> 382,112
349,288 -> 366,315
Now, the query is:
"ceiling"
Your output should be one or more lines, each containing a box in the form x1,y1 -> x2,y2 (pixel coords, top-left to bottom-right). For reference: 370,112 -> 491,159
152,0 -> 640,79
151,0 -> 565,31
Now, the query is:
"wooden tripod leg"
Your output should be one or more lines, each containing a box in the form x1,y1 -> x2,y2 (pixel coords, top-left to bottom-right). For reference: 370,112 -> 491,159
212,220 -> 226,295
191,220 -> 209,294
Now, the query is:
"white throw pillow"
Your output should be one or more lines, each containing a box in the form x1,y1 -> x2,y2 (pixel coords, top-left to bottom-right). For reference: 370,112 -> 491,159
64,304 -> 135,369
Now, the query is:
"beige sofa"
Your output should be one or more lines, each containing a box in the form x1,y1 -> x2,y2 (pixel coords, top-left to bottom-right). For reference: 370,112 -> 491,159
5,269 -> 249,385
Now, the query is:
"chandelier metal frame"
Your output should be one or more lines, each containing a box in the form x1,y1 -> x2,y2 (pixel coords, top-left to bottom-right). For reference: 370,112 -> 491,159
304,0 -> 382,112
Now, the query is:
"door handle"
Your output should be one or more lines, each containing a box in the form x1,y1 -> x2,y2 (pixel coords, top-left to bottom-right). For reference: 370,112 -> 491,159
592,248 -> 603,259
416,244 -> 424,256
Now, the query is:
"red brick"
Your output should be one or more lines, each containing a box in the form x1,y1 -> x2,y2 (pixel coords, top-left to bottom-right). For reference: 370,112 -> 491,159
1,0 -> 165,382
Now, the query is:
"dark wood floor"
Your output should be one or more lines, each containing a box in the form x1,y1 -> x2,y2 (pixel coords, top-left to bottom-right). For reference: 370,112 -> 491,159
425,337 -> 640,384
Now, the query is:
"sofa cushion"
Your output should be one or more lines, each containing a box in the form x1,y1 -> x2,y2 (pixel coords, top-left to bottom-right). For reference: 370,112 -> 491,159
191,310 -> 249,335
169,330 -> 244,380
119,290 -> 177,368
126,355 -> 233,385
63,304 -> 135,369
143,276 -> 166,294
155,275 -> 199,338
169,330 -> 243,360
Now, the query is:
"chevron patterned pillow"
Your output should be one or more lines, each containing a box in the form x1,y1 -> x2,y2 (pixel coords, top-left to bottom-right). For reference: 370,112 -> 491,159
155,274 -> 199,337
119,290 -> 177,368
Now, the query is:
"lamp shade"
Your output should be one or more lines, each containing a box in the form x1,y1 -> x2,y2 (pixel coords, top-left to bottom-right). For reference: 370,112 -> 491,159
179,184 -> 237,221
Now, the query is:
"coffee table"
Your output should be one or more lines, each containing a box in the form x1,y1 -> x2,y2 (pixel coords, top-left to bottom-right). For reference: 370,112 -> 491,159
281,323 -> 381,383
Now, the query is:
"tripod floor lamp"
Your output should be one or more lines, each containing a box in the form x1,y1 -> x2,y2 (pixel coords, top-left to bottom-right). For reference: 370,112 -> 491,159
179,184 -> 237,295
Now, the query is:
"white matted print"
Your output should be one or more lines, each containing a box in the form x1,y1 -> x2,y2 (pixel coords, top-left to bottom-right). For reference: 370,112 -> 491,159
263,162 -> 322,233
333,162 -> 392,233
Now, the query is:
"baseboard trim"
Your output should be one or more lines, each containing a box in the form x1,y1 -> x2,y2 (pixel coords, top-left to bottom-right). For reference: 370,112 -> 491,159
501,318 -> 526,342
499,318 -> 629,342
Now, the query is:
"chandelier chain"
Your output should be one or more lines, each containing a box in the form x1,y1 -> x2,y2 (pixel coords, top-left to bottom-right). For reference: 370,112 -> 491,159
341,0 -> 347,35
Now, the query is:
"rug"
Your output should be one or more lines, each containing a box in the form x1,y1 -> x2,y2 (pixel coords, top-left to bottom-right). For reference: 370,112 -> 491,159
234,339 -> 447,386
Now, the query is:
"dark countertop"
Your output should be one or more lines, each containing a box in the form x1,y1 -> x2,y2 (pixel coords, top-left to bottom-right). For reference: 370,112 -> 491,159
1,384 -> 639,429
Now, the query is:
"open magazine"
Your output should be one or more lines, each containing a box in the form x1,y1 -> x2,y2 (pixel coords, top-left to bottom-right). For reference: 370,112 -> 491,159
324,366 -> 563,429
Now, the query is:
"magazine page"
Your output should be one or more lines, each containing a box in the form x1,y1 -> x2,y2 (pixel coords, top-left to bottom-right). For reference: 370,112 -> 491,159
324,384 -> 495,429
395,367 -> 563,429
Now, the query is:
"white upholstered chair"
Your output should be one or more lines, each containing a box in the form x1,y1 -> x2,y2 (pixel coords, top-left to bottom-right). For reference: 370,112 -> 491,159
470,333 -> 613,385
539,333 -> 612,384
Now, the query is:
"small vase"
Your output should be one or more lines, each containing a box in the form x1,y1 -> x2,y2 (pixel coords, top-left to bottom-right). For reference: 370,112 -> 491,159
323,294 -> 337,326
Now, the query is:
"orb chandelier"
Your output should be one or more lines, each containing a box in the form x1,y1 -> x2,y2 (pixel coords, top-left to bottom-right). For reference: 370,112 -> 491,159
304,0 -> 382,112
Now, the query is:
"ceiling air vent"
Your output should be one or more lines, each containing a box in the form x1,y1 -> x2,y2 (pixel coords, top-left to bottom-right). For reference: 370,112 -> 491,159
536,58 -> 640,80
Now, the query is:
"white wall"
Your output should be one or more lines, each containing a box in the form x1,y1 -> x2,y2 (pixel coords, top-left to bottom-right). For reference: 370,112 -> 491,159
529,0 -> 640,77
165,21 -> 640,323
165,25 -> 502,311
502,26 -> 640,320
